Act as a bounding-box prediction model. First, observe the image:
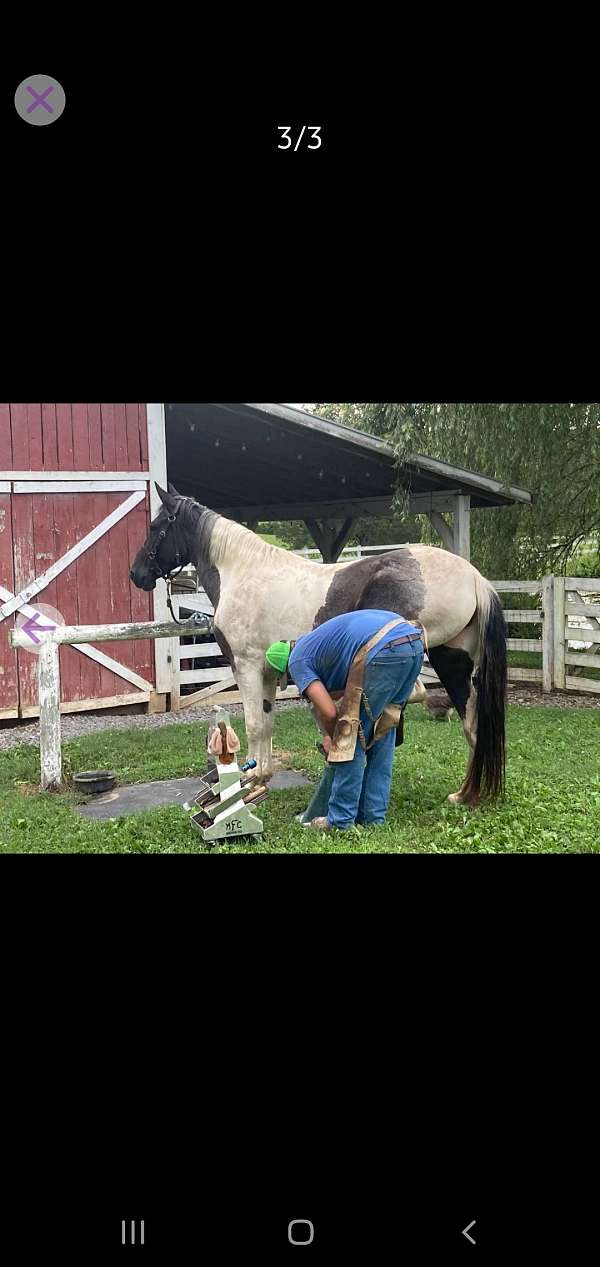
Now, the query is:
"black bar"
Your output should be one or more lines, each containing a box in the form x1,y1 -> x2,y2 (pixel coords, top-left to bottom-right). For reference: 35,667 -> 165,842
1,1190 -> 596,1262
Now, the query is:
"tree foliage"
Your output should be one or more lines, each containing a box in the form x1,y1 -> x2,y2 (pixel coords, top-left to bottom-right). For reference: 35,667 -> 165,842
307,403 -> 600,578
261,513 -> 421,552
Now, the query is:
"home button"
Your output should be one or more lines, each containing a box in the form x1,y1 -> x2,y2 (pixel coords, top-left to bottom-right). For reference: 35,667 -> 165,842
288,1219 -> 315,1246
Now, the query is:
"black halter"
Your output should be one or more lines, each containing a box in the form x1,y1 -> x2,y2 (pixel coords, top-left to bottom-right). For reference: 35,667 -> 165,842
144,508 -> 187,624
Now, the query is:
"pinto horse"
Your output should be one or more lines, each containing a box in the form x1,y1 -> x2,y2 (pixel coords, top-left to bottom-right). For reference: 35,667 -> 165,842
130,484 -> 507,804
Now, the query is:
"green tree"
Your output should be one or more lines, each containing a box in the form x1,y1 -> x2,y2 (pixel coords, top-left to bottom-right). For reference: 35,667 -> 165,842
261,514 -> 422,553
304,403 -> 600,578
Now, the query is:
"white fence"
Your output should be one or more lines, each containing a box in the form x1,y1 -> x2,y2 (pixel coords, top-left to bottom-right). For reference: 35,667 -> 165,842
554,577 -> 600,694
10,617 -> 209,789
8,575 -> 600,789
171,569 -> 600,704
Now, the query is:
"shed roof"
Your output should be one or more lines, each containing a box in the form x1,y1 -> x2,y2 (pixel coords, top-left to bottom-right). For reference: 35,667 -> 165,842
165,403 -> 532,521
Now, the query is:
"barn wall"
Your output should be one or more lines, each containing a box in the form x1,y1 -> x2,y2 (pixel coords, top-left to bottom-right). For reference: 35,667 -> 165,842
0,404 -> 155,717
0,405 -> 18,715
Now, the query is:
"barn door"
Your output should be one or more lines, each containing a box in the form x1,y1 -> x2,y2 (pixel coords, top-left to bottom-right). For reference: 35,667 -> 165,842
0,402 -> 156,717
0,484 -> 156,715
0,478 -> 18,717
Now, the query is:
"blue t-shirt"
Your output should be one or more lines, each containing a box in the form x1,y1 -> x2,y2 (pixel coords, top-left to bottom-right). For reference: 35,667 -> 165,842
288,610 -> 421,695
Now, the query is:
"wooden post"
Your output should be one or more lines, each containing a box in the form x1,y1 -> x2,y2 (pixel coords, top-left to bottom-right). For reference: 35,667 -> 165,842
304,518 -> 331,561
553,574 -> 566,689
427,510 -> 455,552
148,691 -> 167,713
304,517 -> 356,562
541,575 -> 554,693
330,517 -> 356,561
39,641 -> 61,790
452,495 -> 471,559
147,402 -> 177,698
169,592 -> 181,711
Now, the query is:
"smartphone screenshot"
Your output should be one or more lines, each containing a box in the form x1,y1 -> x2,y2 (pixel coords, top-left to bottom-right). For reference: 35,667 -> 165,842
2,56 -> 596,1262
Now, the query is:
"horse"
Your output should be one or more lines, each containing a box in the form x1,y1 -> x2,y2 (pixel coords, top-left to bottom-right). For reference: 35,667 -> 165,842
130,484 -> 507,805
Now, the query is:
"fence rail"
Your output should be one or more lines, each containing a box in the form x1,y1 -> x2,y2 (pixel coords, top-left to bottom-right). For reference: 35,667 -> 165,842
171,572 -> 600,705
7,571 -> 600,789
10,617 -> 209,789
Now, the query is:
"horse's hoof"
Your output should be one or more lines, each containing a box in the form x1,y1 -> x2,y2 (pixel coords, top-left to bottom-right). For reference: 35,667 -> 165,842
447,790 -> 480,807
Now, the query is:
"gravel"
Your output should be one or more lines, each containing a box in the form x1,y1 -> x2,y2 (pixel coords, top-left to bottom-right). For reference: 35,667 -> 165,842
504,684 -> 600,709
1,683 -> 597,755
0,698 -> 304,753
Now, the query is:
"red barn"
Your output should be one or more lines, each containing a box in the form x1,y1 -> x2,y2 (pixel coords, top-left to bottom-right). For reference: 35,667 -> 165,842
2,401 -> 534,722
0,404 -> 163,719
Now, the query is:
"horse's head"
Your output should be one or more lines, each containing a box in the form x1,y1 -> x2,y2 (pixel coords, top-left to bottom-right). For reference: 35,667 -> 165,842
129,482 -> 194,591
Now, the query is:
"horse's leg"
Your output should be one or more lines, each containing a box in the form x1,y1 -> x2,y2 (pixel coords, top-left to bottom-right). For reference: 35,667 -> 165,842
407,676 -> 426,706
233,658 -> 273,782
427,623 -> 480,805
260,670 -> 278,777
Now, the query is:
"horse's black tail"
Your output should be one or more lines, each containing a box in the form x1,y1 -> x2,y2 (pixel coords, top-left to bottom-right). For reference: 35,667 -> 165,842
462,574 -> 507,801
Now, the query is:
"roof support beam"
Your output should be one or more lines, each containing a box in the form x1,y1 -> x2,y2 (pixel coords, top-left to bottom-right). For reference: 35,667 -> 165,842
427,510 -> 455,552
427,496 -> 471,558
217,493 -> 468,522
304,517 -> 357,562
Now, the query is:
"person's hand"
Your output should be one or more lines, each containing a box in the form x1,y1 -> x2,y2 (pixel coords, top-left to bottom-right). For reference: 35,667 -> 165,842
321,734 -> 332,755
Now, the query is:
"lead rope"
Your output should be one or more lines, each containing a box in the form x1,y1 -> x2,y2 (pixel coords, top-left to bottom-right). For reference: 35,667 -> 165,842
165,573 -> 212,633
165,571 -> 186,624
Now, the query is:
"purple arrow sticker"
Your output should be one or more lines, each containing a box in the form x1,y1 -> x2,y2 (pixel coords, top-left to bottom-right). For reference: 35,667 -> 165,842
21,611 -> 57,644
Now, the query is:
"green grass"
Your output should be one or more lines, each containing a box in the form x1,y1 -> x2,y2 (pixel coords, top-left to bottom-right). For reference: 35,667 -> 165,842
1,704 -> 599,853
257,532 -> 290,549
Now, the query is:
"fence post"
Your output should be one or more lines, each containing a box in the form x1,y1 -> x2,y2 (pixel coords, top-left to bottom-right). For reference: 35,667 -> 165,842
169,594 -> 181,711
553,575 -> 566,689
541,575 -> 554,693
39,641 -> 62,789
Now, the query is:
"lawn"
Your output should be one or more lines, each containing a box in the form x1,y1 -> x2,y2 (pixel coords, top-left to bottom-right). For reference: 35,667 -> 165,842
1,704 -> 599,853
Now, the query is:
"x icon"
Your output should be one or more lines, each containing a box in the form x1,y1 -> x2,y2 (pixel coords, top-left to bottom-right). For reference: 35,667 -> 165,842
26,85 -> 54,115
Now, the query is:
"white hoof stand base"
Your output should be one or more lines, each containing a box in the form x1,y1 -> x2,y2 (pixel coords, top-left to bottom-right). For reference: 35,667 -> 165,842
191,710 -> 268,843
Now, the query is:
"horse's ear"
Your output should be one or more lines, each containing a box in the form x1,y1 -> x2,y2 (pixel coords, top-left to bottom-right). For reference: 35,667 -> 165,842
155,482 -> 177,511
167,482 -> 181,496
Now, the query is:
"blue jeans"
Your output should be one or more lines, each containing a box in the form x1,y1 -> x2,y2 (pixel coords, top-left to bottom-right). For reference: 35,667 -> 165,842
325,638 -> 424,830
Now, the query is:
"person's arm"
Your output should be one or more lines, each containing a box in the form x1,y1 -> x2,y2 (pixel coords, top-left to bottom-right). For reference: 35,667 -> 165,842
305,680 -> 339,739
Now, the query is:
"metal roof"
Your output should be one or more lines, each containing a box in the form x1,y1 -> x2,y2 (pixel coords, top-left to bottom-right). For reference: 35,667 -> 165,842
165,403 -> 533,521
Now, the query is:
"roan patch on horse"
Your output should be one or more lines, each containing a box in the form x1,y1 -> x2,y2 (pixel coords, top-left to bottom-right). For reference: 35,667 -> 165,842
130,485 -> 507,805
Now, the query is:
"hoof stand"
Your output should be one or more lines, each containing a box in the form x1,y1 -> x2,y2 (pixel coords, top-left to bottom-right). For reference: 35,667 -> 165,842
190,709 -> 268,843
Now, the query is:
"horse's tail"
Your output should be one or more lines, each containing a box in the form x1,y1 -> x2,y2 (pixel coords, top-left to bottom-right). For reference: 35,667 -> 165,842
462,570 -> 507,801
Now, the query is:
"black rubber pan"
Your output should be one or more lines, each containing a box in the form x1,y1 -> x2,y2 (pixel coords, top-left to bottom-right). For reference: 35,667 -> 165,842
72,770 -> 116,794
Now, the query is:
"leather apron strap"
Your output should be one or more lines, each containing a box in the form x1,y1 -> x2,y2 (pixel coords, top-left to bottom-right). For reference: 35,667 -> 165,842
328,618 -> 411,763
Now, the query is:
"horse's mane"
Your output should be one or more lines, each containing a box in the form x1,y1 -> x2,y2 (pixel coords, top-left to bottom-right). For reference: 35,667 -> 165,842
211,514 -> 315,569
186,499 -> 318,570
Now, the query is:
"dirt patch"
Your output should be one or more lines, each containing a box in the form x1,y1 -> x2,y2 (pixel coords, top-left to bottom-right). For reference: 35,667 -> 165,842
272,750 -> 294,768
424,684 -> 600,710
506,684 -> 600,708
